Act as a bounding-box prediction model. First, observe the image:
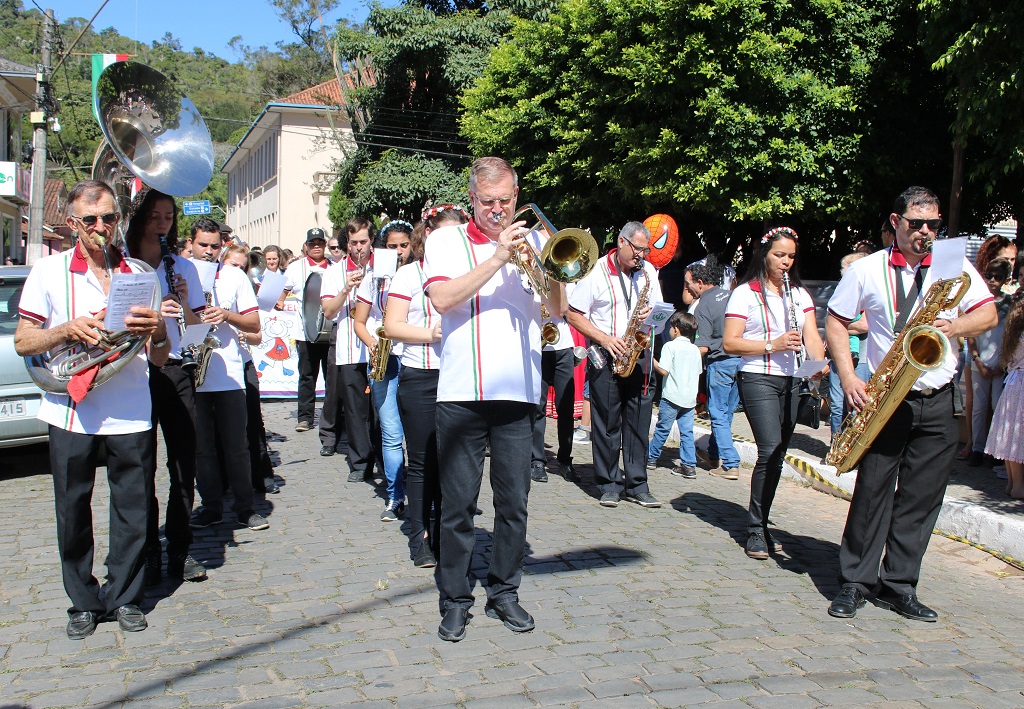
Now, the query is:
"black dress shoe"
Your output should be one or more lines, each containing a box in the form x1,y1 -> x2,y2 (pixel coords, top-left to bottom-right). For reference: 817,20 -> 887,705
484,599 -> 535,632
263,477 -> 280,494
113,604 -> 148,632
828,585 -> 866,618
66,611 -> 97,639
438,606 -> 471,642
320,445 -> 335,457
873,591 -> 938,622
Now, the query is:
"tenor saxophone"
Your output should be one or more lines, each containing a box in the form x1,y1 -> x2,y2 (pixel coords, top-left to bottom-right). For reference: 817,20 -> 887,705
825,272 -> 971,473
368,296 -> 393,382
612,269 -> 652,377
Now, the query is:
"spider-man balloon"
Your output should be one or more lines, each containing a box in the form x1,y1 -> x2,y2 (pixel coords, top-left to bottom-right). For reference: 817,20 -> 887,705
642,214 -> 679,269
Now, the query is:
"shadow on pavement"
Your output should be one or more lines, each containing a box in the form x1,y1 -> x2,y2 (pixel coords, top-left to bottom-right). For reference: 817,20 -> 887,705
670,491 -> 842,599
0,442 -> 50,481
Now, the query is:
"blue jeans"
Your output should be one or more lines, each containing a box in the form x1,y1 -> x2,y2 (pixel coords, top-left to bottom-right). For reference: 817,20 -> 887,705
829,359 -> 871,437
648,398 -> 696,467
706,358 -> 741,469
369,355 -> 405,503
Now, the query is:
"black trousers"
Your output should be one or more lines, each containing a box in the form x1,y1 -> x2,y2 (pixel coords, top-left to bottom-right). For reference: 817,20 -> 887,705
320,324 -> 345,449
244,360 -> 275,489
195,389 -> 254,517
398,366 -> 440,552
532,348 -> 576,466
435,401 -> 533,609
49,426 -> 153,616
296,339 -> 332,427
588,361 -> 654,495
737,371 -> 800,534
839,385 -> 958,596
147,360 -> 197,558
337,363 -> 373,475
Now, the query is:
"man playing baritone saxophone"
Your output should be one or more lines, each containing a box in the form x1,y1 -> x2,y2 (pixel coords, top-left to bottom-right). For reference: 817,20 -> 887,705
14,180 -> 170,639
566,221 -> 665,509
825,186 -> 997,622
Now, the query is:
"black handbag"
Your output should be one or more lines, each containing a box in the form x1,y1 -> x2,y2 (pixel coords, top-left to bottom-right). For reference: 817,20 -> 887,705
796,380 -> 822,429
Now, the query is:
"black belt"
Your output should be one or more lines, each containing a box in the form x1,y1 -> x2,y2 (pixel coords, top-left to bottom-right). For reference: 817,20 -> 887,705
904,382 -> 953,400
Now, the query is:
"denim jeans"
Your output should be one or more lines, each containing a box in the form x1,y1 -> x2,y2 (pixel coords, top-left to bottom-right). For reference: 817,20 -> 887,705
829,358 -> 871,437
706,358 -> 741,469
737,371 -> 800,534
648,398 -> 696,467
435,401 -> 532,609
369,355 -> 405,503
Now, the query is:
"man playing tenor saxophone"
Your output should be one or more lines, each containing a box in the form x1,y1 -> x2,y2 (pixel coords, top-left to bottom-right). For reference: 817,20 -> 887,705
825,186 -> 996,622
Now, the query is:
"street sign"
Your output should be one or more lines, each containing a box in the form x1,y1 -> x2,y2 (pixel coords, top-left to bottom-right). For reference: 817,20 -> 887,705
183,200 -> 211,216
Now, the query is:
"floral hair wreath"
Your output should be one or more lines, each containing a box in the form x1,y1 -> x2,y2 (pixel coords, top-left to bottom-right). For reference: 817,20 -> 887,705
760,226 -> 799,244
380,219 -> 414,238
421,204 -> 470,221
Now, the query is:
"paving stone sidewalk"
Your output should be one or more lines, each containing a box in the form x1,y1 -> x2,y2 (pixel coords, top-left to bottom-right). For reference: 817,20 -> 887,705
1,400 -> 1023,709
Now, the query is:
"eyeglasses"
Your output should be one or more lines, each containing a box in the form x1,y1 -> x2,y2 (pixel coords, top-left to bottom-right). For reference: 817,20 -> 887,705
328,244 -> 341,251
622,235 -> 651,257
71,212 -> 120,227
897,215 -> 943,232
474,194 -> 515,208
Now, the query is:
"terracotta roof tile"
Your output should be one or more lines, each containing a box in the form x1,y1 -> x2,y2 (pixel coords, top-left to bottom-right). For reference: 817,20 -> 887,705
43,179 -> 66,227
277,66 -> 376,107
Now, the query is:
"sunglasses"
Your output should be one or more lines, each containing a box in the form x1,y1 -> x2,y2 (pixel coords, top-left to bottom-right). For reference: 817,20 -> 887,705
72,212 -> 120,227
328,245 -> 341,250
897,215 -> 943,232
984,272 -> 1007,281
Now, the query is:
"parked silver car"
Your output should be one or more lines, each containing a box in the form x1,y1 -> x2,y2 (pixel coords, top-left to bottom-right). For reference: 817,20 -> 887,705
0,266 -> 48,448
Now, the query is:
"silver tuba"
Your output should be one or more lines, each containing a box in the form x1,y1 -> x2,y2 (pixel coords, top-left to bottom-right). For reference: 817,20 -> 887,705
25,61 -> 214,395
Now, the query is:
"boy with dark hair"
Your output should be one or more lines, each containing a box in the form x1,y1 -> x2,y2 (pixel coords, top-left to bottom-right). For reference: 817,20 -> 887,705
647,311 -> 703,478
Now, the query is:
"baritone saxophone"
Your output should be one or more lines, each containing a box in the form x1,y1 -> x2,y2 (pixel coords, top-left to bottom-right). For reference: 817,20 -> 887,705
825,272 -> 971,473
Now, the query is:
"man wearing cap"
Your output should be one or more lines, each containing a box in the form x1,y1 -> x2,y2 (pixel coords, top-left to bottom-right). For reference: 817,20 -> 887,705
279,228 -> 334,437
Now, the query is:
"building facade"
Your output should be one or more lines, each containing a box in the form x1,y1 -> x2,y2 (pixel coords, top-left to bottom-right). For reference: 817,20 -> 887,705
0,58 -> 34,264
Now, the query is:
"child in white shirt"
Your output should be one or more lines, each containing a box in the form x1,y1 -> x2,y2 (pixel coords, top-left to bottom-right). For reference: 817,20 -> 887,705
647,311 -> 704,478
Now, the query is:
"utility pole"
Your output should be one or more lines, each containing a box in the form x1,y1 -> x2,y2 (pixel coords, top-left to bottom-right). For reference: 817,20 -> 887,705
27,9 -> 54,266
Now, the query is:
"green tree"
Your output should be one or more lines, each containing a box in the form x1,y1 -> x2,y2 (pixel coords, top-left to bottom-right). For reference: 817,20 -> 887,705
336,149 -> 467,222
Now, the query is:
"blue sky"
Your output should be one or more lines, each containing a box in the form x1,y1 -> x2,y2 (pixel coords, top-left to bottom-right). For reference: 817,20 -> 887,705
44,0 -> 375,60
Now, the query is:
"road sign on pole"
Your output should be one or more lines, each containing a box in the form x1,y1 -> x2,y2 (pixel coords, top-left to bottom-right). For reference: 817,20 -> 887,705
183,200 -> 211,216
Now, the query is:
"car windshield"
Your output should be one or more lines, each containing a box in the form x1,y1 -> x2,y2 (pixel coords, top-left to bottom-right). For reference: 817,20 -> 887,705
0,279 -> 24,337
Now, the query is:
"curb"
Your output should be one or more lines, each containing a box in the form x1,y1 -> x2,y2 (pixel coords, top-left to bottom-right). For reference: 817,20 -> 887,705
688,421 -> 1024,571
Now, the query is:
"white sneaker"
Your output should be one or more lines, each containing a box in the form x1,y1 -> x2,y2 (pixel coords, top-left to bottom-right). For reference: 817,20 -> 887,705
572,427 -> 590,444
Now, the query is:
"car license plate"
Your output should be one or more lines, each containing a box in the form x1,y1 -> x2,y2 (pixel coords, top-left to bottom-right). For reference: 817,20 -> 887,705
0,399 -> 27,419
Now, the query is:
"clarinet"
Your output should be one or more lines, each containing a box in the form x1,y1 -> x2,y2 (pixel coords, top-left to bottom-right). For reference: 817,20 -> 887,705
159,236 -> 198,372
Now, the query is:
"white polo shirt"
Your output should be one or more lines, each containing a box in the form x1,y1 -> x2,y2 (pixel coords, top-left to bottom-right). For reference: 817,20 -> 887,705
827,246 -> 993,391
356,273 -> 405,360
193,263 -> 258,393
283,255 -> 331,342
567,249 -> 664,377
155,254 -> 206,361
320,256 -> 369,366
423,221 -> 543,403
725,280 -> 815,377
388,261 -> 441,370
542,284 -> 575,354
18,247 -> 152,435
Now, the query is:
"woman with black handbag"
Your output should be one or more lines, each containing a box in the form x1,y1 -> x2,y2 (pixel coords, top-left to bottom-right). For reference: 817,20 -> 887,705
723,227 -> 827,560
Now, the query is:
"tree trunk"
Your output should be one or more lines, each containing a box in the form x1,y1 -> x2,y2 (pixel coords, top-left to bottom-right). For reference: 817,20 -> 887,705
948,76 -> 968,238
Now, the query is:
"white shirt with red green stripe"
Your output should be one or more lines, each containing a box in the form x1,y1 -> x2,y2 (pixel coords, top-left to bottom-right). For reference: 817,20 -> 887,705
193,262 -> 258,393
18,248 -> 152,435
423,221 -> 543,403
827,246 -> 992,390
356,271 -> 405,360
320,256 -> 369,366
567,249 -> 664,379
387,260 -> 437,369
725,280 -> 814,377
155,254 -> 206,361
282,255 -> 331,342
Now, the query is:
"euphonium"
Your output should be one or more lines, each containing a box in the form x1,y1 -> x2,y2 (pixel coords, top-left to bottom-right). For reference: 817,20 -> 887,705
825,272 -> 971,473
193,291 -> 222,388
612,268 -> 652,377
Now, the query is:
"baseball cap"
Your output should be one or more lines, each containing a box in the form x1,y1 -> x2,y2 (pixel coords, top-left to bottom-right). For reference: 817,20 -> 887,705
306,227 -> 327,243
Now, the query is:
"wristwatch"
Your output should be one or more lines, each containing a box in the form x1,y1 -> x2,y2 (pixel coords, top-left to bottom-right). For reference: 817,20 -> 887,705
764,340 -> 774,353
152,336 -> 168,348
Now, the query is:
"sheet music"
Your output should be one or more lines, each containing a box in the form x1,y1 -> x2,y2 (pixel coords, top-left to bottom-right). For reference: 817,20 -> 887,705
180,324 -> 212,351
373,248 -> 398,279
931,237 -> 967,282
257,270 -> 288,311
103,272 -> 157,331
192,260 -> 218,293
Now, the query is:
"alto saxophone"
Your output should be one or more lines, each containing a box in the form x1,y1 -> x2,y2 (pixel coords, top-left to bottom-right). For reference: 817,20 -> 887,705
612,268 -> 652,377
194,290 -> 222,388
368,294 -> 393,382
825,272 -> 971,473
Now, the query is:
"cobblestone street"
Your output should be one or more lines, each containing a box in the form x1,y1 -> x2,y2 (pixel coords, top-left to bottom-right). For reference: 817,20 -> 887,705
2,400 -> 1023,708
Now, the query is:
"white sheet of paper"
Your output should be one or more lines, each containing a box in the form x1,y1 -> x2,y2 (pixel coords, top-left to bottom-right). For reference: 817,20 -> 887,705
643,301 -> 676,334
180,323 -> 212,351
192,259 -> 218,293
257,270 -> 288,311
795,359 -> 828,378
104,272 -> 157,331
373,248 -> 398,279
931,237 -> 967,282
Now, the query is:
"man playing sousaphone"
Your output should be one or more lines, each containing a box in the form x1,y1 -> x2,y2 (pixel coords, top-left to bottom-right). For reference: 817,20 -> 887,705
825,186 -> 996,622
14,180 -> 170,639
